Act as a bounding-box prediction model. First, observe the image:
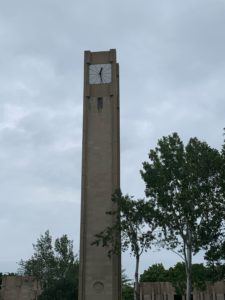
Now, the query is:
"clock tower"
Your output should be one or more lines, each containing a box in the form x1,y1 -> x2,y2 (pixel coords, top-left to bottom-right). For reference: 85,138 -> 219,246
79,49 -> 121,300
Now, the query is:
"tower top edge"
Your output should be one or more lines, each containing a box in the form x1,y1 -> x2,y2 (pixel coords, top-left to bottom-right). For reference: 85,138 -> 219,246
84,49 -> 117,64
84,49 -> 116,54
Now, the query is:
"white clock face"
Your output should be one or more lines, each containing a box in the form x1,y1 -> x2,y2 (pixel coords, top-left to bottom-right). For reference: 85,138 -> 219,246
89,64 -> 112,84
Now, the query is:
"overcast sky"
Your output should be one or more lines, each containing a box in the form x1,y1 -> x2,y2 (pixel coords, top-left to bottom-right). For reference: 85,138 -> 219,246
1,0 -> 225,280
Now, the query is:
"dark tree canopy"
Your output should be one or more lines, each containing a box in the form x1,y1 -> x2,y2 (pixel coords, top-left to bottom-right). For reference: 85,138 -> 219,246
140,263 -> 168,282
140,262 -> 222,295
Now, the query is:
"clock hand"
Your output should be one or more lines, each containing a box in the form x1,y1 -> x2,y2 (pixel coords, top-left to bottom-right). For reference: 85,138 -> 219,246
99,67 -> 103,82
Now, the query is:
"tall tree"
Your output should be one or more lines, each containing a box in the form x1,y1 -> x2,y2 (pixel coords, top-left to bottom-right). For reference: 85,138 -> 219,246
93,190 -> 156,300
141,133 -> 225,300
19,230 -> 56,287
18,230 -> 79,300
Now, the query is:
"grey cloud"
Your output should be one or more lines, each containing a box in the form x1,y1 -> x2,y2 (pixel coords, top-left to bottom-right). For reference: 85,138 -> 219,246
0,108 -> 82,192
1,0 -> 225,277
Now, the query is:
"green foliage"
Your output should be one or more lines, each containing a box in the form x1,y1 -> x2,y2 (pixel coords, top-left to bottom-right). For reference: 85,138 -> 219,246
140,262 -> 221,295
167,263 -> 186,295
205,240 -> 225,263
206,263 -> 225,282
169,263 -> 223,294
204,233 -> 225,278
92,189 -> 155,265
19,231 -> 55,284
204,130 -> 225,278
141,132 -> 225,252
192,264 -> 209,290
18,230 -> 79,300
38,266 -> 79,300
140,263 -> 168,282
141,133 -> 225,300
122,285 -> 134,300
204,238 -> 225,281
93,190 -> 155,259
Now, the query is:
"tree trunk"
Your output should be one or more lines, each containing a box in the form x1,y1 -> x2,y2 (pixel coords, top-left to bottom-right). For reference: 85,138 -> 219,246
186,230 -> 192,300
134,254 -> 140,300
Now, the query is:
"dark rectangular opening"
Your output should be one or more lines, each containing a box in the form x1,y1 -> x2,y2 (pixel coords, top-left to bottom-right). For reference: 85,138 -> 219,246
174,295 -> 182,300
97,97 -> 103,111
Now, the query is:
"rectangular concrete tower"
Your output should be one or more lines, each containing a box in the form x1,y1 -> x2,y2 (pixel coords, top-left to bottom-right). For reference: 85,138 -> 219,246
79,49 -> 121,300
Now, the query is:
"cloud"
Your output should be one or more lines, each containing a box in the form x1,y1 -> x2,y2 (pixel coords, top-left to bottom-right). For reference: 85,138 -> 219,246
0,0 -> 225,277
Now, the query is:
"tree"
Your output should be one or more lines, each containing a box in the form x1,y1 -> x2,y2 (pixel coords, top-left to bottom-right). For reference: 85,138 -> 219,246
140,263 -> 168,282
141,133 -> 225,300
93,190 -> 156,300
19,230 -> 56,286
18,230 -> 79,300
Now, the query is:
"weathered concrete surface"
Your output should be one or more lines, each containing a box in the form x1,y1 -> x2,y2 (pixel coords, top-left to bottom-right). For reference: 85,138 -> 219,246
140,281 -> 225,300
0,276 -> 42,300
79,49 -> 121,300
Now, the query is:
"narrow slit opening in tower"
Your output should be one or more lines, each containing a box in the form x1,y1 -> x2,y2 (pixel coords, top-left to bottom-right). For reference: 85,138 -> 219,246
97,97 -> 103,111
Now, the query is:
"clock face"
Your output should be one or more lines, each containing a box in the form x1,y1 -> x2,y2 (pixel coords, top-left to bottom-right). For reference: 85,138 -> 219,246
89,64 -> 112,84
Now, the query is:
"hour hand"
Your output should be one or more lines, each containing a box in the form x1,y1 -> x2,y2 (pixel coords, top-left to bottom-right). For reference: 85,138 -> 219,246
99,67 -> 103,82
